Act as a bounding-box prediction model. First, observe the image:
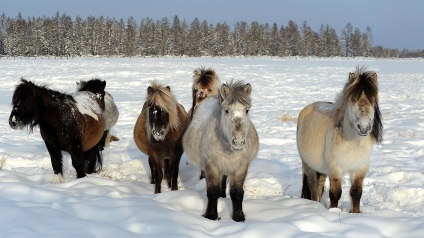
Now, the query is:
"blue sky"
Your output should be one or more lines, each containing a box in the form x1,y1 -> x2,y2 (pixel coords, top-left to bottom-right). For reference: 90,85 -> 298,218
0,0 -> 422,50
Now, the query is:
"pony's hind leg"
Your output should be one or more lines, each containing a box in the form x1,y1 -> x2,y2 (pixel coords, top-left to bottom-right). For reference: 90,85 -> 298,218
229,165 -> 248,222
221,175 -> 228,198
302,162 -> 321,201
316,172 -> 327,202
84,146 -> 101,174
164,158 -> 172,188
69,146 -> 86,179
301,173 -> 311,199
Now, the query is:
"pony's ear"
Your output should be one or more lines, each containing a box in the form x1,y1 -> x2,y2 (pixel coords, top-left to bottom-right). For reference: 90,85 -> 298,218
369,72 -> 377,81
101,80 -> 106,90
348,72 -> 356,83
166,86 -> 171,92
20,78 -> 29,84
147,86 -> 153,95
243,83 -> 252,95
220,84 -> 230,99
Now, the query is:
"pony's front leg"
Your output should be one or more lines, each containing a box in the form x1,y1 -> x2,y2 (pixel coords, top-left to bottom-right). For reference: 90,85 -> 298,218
44,142 -> 64,183
170,158 -> 181,191
230,165 -> 248,222
350,172 -> 366,213
329,176 -> 342,209
150,156 -> 163,193
148,157 -> 156,184
203,164 -> 222,221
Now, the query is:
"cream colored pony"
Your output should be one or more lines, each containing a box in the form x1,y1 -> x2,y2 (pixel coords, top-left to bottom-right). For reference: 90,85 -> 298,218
188,66 -> 220,119
296,66 -> 383,213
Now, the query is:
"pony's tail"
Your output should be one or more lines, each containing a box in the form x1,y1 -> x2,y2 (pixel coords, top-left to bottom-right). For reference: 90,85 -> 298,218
84,146 -> 103,174
301,173 -> 311,199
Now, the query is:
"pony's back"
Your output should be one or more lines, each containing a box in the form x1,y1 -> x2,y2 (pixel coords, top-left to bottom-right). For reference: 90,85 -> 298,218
183,95 -> 219,168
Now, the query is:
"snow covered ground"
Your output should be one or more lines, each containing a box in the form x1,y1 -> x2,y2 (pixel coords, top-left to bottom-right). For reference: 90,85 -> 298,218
0,57 -> 423,237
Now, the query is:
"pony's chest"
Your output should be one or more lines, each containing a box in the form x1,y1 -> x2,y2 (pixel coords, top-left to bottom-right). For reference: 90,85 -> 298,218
331,138 -> 374,170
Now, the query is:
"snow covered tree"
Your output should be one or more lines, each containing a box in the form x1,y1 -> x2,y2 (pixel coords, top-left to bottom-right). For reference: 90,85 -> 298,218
341,22 -> 353,57
123,17 -> 137,56
233,21 -> 248,56
286,20 -> 300,56
362,26 -> 373,57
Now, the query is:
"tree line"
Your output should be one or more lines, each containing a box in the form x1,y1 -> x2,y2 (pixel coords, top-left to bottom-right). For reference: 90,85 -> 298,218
0,12 -> 422,58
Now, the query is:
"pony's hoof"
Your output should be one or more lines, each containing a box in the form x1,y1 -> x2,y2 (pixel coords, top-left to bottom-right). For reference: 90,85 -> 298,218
52,173 -> 65,183
77,173 -> 86,179
350,209 -> 361,213
202,213 -> 220,221
232,211 -> 245,222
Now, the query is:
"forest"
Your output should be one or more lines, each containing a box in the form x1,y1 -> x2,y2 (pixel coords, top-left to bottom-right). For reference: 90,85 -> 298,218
1,12 -> 422,58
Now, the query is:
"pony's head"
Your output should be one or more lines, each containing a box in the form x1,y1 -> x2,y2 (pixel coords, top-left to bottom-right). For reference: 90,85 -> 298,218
335,66 -> 383,142
145,81 -> 180,142
219,81 -> 252,150
76,78 -> 106,110
9,79 -> 39,130
192,67 -> 220,105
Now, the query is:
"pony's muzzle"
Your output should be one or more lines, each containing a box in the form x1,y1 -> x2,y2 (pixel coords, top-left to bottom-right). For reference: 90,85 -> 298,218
152,128 -> 166,141
231,138 -> 246,150
9,116 -> 23,130
357,123 -> 372,136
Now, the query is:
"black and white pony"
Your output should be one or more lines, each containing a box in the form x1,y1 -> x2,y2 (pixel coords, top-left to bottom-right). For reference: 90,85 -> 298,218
9,79 -> 106,182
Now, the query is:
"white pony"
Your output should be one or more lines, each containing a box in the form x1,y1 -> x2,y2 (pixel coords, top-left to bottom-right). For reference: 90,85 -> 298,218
296,66 -> 383,213
183,80 -> 259,222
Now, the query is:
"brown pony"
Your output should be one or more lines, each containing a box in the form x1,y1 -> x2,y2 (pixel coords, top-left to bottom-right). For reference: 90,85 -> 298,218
9,79 -> 106,182
133,81 -> 190,193
297,66 -> 383,213
188,67 -> 220,119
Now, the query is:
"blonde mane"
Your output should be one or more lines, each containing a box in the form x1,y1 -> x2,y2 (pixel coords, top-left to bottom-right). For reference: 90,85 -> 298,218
145,81 -> 181,130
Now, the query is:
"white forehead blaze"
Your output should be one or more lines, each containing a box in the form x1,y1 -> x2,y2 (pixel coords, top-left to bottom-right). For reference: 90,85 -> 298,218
228,103 -> 248,119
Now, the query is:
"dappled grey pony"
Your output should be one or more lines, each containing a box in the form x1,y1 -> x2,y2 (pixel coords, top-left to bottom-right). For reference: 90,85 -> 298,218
297,66 -> 383,213
183,80 -> 259,222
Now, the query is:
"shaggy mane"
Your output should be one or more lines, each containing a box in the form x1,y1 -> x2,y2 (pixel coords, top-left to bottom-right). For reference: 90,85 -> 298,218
193,67 -> 219,88
220,80 -> 252,108
146,81 -> 180,130
333,66 -> 383,143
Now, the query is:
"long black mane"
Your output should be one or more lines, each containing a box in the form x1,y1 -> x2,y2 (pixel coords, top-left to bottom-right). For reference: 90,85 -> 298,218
12,78 -> 73,130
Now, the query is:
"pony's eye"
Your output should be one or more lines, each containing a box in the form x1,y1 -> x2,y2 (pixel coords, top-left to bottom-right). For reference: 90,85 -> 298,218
208,89 -> 212,92
246,110 -> 249,114
225,109 -> 229,114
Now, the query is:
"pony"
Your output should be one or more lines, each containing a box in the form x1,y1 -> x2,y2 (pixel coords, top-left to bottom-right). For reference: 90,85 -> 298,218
188,67 -> 221,180
133,81 -> 190,194
9,78 -> 106,182
188,67 -> 220,119
76,78 -> 119,150
183,80 -> 259,222
296,66 -> 383,213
